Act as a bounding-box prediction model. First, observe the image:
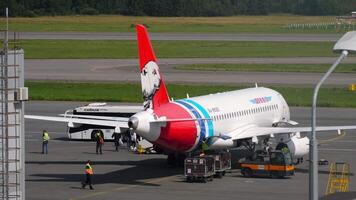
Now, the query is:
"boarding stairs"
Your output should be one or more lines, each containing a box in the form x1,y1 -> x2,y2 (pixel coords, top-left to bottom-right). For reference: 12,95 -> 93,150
325,162 -> 350,195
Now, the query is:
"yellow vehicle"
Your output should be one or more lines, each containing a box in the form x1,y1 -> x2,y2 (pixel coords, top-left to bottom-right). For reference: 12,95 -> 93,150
240,150 -> 294,178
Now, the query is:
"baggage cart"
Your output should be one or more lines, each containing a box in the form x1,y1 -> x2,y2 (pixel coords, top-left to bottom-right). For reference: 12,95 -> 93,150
214,152 -> 231,178
184,156 -> 215,182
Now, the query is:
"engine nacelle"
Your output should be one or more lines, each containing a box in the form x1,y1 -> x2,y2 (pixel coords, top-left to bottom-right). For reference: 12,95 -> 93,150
286,136 -> 309,158
208,138 -> 234,149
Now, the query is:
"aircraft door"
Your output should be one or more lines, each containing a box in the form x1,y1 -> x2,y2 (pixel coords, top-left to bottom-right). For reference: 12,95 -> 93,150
277,94 -> 290,122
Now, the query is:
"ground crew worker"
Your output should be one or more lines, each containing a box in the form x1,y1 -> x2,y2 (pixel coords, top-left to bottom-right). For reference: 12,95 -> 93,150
111,132 -> 121,151
202,140 -> 209,152
281,146 -> 290,154
42,130 -> 50,154
125,131 -> 131,150
95,131 -> 104,154
130,132 -> 137,151
199,140 -> 209,156
276,138 -> 289,152
82,160 -> 94,190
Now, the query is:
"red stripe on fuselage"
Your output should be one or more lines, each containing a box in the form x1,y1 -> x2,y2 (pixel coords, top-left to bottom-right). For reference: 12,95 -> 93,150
153,102 -> 197,152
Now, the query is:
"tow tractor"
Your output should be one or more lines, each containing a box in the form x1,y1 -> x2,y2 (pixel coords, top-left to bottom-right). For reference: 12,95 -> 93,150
240,150 -> 294,178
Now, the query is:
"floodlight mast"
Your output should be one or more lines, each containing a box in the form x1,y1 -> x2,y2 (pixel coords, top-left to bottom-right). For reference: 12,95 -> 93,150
310,30 -> 356,200
309,50 -> 348,200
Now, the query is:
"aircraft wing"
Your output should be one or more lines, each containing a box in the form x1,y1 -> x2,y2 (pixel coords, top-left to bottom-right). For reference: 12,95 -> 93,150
25,115 -> 129,129
58,114 -> 129,122
228,125 -> 356,140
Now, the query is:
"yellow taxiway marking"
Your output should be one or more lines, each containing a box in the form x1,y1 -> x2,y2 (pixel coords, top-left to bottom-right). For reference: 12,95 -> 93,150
318,132 -> 346,145
68,175 -> 176,200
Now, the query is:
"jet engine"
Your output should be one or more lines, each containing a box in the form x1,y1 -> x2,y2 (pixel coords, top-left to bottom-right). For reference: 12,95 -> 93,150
285,135 -> 309,158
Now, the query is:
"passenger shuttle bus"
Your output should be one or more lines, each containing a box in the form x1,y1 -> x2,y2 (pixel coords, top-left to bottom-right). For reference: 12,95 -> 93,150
65,103 -> 142,140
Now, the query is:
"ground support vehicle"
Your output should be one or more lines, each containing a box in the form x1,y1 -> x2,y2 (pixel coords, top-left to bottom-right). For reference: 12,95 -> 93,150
184,156 -> 215,182
136,139 -> 155,154
64,102 -> 141,140
213,151 -> 231,178
240,150 -> 294,178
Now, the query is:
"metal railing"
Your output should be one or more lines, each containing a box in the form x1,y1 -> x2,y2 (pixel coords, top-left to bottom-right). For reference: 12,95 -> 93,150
0,21 -> 23,200
326,162 -> 350,195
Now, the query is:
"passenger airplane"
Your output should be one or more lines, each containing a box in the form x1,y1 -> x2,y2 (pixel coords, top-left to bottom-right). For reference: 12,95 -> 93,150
26,25 -> 356,160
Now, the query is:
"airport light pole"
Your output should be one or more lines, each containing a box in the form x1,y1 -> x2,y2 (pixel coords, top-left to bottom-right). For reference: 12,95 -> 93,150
309,31 -> 356,200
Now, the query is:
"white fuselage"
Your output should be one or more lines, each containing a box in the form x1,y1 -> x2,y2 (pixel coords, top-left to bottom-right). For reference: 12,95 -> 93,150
173,87 -> 290,148
132,87 -> 291,152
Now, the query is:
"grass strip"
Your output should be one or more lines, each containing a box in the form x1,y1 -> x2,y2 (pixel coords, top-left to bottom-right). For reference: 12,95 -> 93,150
19,40 -> 333,59
0,15 -> 342,33
177,64 -> 356,73
26,81 -> 356,108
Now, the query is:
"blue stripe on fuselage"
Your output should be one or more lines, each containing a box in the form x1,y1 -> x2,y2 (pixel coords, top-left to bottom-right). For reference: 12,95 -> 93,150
183,99 -> 214,139
175,100 -> 206,144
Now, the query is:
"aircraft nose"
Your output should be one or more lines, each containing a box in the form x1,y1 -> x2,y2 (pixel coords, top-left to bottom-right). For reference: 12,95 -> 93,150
127,111 -> 161,142
128,116 -> 139,130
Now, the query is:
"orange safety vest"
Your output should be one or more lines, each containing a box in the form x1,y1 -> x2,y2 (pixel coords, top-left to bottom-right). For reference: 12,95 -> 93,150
85,163 -> 93,175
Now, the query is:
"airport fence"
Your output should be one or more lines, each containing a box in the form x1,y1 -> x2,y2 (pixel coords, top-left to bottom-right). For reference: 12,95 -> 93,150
283,23 -> 356,31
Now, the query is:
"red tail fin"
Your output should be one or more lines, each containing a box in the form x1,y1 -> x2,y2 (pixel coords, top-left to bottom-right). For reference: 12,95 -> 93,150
136,24 -> 170,109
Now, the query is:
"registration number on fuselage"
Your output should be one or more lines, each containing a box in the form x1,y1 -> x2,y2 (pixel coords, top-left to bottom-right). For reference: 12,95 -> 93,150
207,107 -> 220,113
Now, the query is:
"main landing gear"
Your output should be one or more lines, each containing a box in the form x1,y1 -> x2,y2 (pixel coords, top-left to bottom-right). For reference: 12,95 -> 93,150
167,153 -> 186,167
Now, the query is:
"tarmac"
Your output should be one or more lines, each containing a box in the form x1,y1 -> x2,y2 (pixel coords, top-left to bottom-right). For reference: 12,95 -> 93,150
2,32 -> 342,41
25,58 -> 356,85
25,101 -> 356,200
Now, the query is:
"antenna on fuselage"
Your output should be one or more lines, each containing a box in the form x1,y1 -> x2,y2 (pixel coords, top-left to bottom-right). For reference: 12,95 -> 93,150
255,83 -> 258,88
186,93 -> 190,98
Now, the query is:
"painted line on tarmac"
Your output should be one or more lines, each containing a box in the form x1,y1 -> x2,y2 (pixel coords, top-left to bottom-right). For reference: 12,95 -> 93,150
322,140 -> 356,143
319,148 -> 356,152
68,175 -> 176,200
318,132 -> 346,145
